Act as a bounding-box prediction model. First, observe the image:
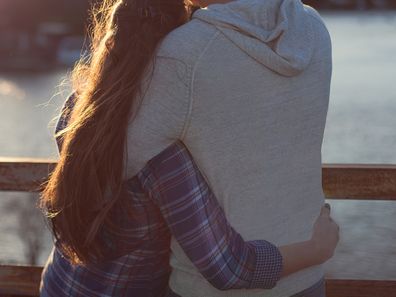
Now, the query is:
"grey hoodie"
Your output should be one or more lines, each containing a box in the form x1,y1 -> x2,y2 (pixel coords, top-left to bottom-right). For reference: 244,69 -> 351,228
126,0 -> 332,296
193,0 -> 315,76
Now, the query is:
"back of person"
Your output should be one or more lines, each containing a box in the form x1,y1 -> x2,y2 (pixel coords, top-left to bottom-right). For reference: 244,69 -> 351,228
126,0 -> 332,296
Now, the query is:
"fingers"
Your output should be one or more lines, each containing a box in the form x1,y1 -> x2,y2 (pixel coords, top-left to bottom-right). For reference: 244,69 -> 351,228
324,203 -> 331,211
320,203 -> 331,216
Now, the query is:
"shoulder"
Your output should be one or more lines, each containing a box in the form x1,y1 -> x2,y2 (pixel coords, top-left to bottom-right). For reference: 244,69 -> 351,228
303,5 -> 332,53
136,18 -> 221,108
303,5 -> 331,39
303,5 -> 327,27
156,17 -> 220,67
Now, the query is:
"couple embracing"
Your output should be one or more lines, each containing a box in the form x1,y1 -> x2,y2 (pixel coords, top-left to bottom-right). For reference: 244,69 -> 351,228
40,0 -> 339,296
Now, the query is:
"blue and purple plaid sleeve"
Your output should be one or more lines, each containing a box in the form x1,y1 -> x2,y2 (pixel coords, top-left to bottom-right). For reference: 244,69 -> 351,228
54,93 -> 76,151
137,141 -> 283,290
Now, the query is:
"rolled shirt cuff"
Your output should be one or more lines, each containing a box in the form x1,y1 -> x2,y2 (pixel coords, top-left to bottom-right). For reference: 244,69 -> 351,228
249,240 -> 283,289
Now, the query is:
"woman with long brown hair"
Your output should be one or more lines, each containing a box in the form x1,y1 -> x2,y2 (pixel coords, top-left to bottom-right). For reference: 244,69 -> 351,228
40,0 -> 339,296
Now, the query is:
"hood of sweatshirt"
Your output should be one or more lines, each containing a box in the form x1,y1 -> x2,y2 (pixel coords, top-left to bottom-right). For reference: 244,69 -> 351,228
192,0 -> 314,76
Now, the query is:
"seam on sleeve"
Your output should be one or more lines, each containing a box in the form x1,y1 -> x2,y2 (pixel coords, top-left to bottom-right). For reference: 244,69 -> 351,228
179,30 -> 221,140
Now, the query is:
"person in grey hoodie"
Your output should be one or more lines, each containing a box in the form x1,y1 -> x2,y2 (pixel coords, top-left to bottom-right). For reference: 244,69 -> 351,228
126,0 -> 338,296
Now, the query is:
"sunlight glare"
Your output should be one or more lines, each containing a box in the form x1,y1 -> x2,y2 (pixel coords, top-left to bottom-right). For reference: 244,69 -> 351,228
0,80 -> 26,100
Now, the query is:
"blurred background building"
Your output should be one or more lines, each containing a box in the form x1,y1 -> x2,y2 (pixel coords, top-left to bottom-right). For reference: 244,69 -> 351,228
0,0 -> 89,70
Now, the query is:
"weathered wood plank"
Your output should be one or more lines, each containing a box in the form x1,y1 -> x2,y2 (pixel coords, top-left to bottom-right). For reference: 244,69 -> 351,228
326,279 -> 396,297
0,159 -> 56,192
1,161 -> 396,200
1,264 -> 396,297
322,164 -> 396,200
0,265 -> 42,296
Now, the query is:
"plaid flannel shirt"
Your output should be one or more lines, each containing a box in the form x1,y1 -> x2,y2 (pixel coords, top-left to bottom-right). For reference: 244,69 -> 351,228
40,94 -> 283,297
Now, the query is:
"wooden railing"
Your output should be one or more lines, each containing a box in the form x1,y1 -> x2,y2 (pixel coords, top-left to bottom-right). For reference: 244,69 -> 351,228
0,159 -> 396,297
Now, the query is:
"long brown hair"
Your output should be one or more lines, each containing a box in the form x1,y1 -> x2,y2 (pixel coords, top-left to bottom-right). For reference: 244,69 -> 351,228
40,0 -> 193,264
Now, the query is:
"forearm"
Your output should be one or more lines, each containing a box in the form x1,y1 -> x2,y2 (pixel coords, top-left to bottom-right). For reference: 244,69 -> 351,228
138,141 -> 283,290
278,239 -> 321,278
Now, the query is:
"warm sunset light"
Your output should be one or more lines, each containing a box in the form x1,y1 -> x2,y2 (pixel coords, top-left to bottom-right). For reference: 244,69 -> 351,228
0,1 -> 395,297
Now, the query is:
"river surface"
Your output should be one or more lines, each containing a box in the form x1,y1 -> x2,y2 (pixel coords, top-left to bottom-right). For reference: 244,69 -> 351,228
0,12 -> 395,279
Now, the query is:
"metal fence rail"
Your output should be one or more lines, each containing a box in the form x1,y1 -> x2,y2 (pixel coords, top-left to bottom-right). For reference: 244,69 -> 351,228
0,160 -> 395,297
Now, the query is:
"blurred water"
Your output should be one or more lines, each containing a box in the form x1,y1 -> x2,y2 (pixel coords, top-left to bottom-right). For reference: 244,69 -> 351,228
321,12 -> 396,280
323,11 -> 396,164
0,12 -> 395,279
